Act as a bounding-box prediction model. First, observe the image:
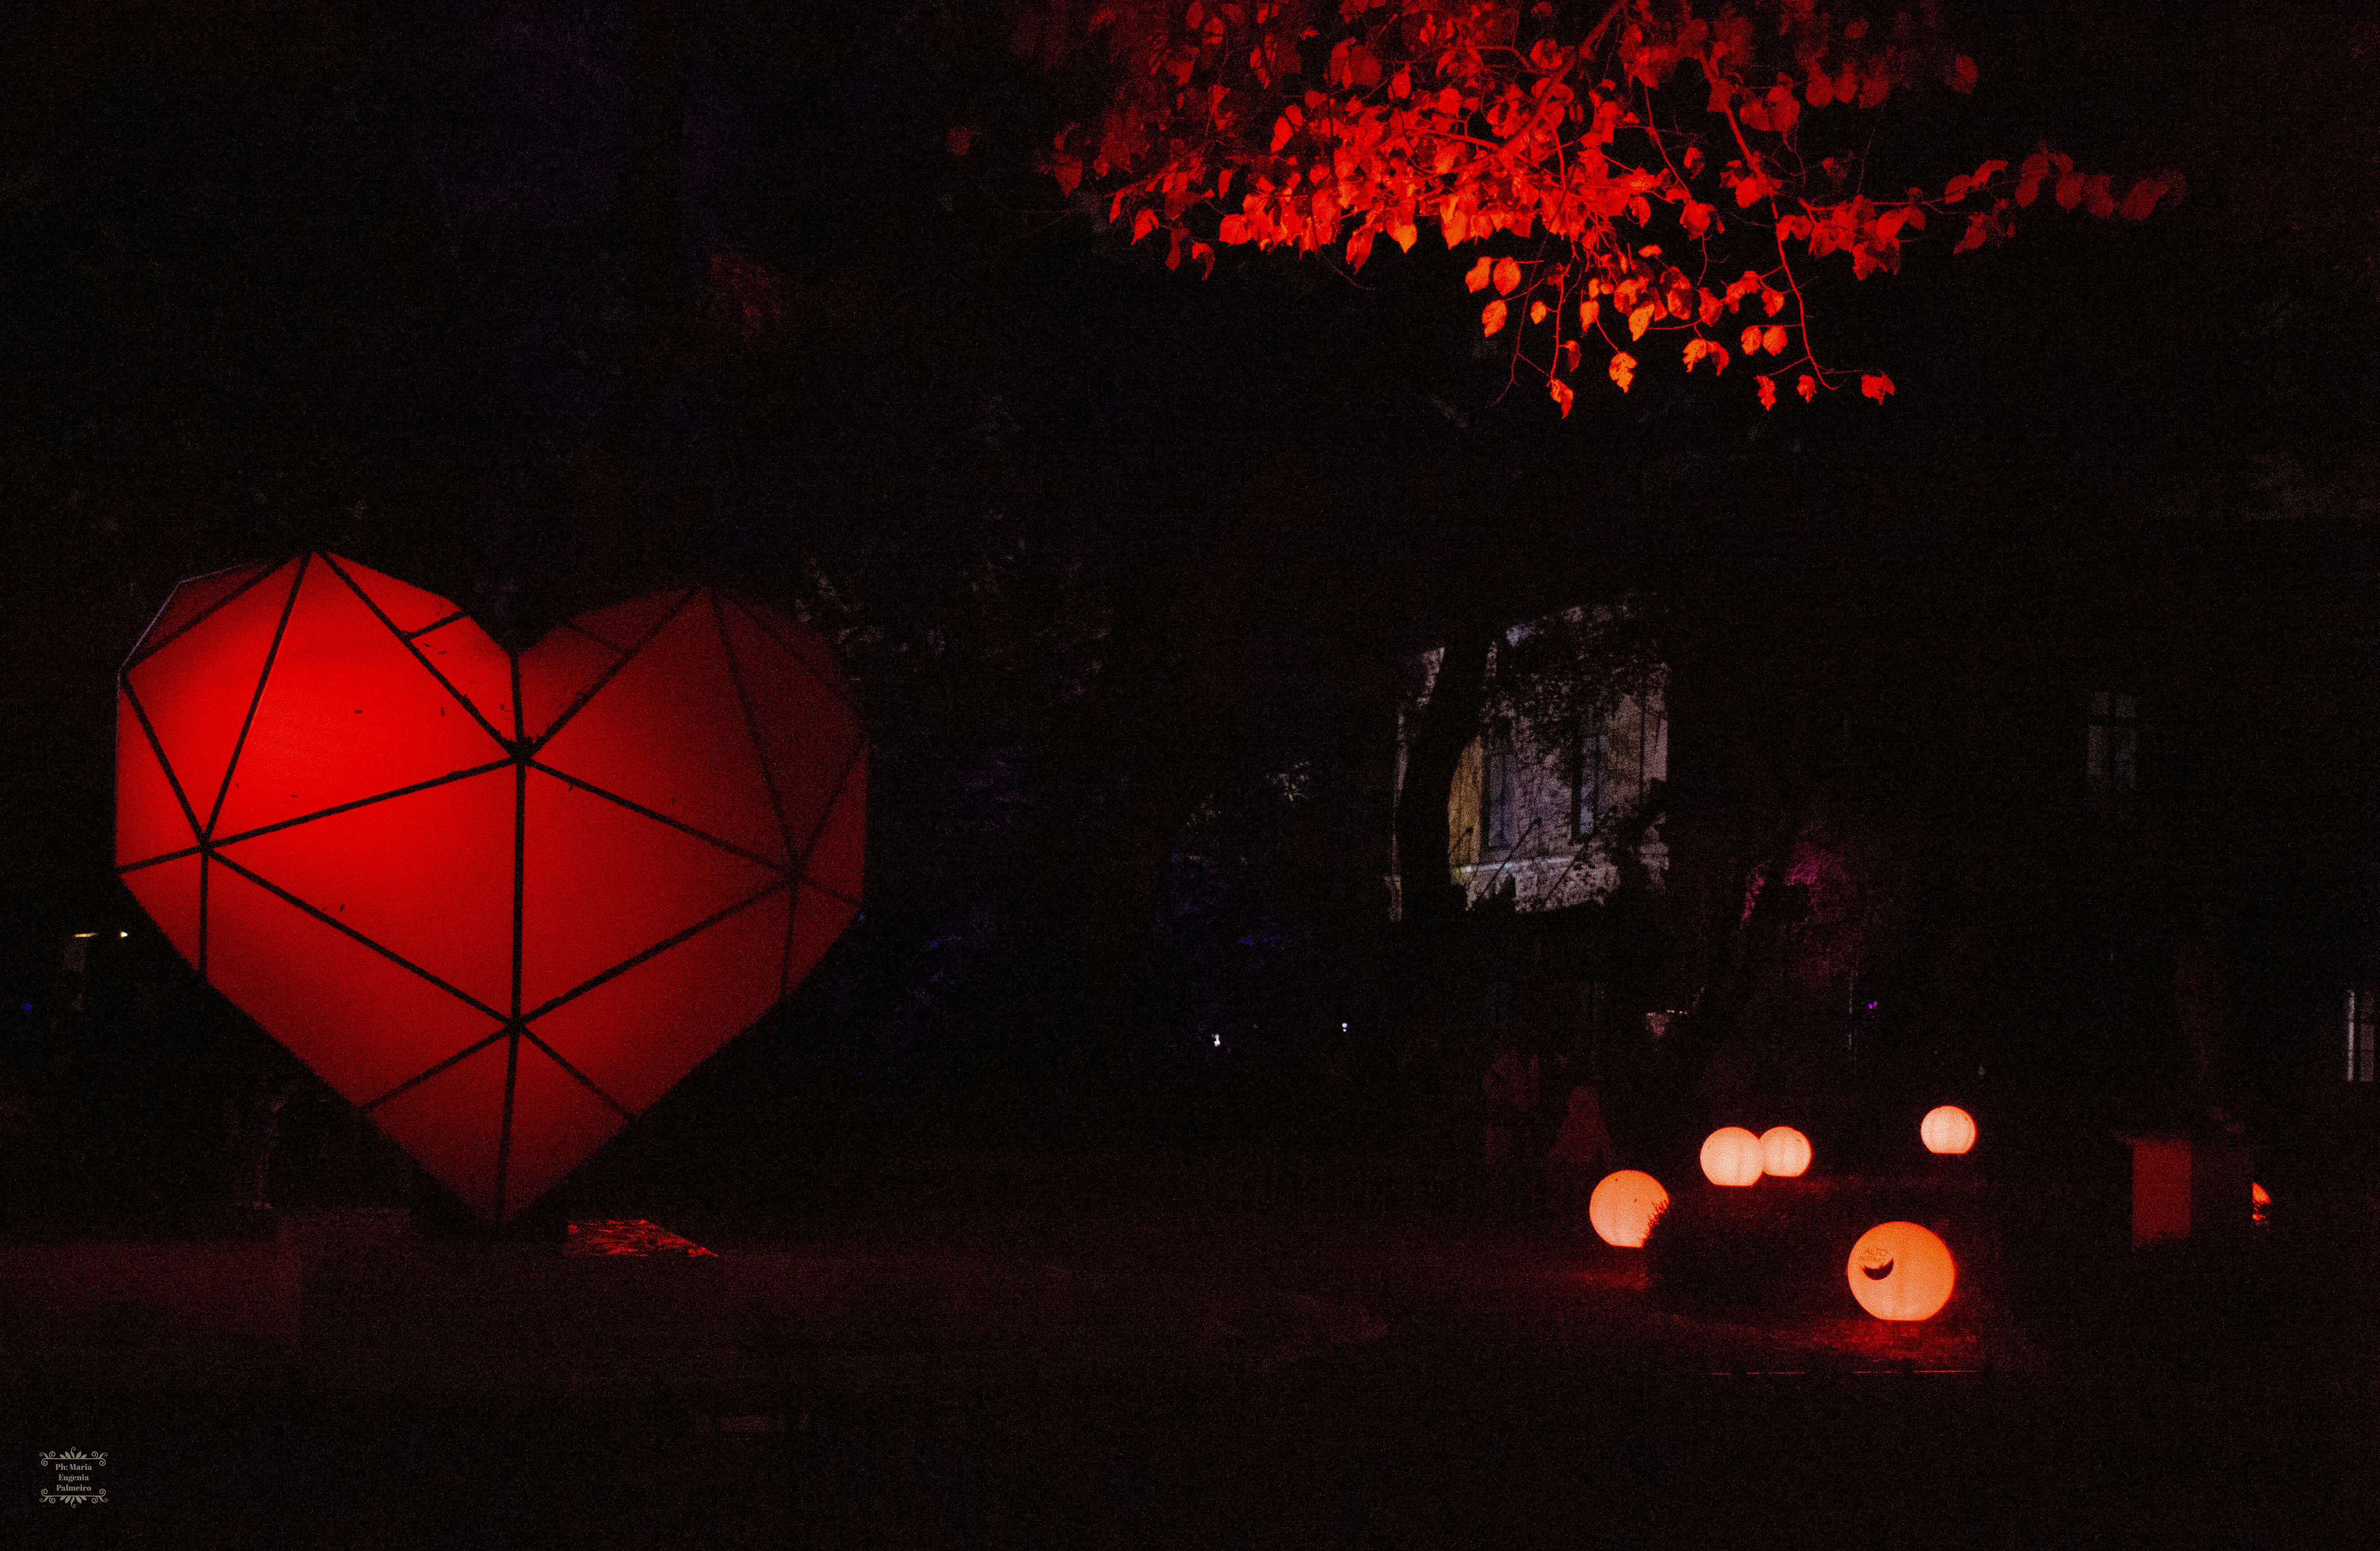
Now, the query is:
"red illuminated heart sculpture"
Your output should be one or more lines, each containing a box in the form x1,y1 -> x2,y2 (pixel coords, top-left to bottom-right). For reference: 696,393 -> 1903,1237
116,553 -> 864,1219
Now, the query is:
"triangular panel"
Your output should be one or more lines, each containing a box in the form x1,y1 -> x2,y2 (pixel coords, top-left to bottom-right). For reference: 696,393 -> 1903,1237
725,594 -> 854,705
124,558 -> 303,836
498,1044 -> 634,1218
535,603 -> 785,862
129,560 -> 276,666
528,884 -> 790,1114
369,1037 -> 511,1221
803,749 -> 865,903
520,769 -> 784,1012
116,689 -> 200,869
411,617 -> 517,742
718,601 -> 864,856
207,860 -> 504,1107
214,559 -> 509,837
121,851 -> 204,974
215,768 -> 517,1015
783,881 -> 859,998
517,627 -> 621,742
568,590 -> 691,655
328,554 -> 468,635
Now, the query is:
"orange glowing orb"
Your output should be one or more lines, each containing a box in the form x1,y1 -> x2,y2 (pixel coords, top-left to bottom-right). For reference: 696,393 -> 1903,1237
1759,1125 -> 1811,1178
1700,1126 -> 1766,1187
1920,1105 -> 1977,1155
1587,1169 -> 1670,1248
1846,1221 -> 1956,1321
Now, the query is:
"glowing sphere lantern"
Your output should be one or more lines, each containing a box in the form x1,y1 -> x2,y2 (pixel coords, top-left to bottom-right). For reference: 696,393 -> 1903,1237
1699,1126 -> 1766,1187
1846,1221 -> 1957,1321
1588,1169 -> 1670,1248
1758,1125 -> 1811,1178
1920,1105 -> 1977,1156
115,554 -> 865,1220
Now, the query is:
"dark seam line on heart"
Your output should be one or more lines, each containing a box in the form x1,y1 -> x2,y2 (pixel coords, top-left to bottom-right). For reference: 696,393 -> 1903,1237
793,739 -> 868,873
121,679 -> 207,860
514,1028 -> 636,1121
565,619 -> 630,654
403,611 -> 468,640
721,592 -> 859,713
117,845 -> 204,876
517,876 -> 790,1025
206,848 -> 512,1025
360,1024 -> 514,1112
712,590 -> 797,866
527,588 -> 700,754
801,878 -> 863,913
122,558 -> 285,671
525,761 -> 787,874
203,554 -> 309,843
201,760 -> 515,853
199,853 -> 209,974
320,552 -> 513,754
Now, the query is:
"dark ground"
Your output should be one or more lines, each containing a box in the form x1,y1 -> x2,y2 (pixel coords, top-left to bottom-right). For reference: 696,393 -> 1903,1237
7,1157 -> 2378,1550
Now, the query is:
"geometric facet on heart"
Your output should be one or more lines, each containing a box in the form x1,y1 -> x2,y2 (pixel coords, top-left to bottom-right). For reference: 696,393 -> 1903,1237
204,857 -> 507,1104
369,1038 -> 516,1222
519,769 -> 787,1014
123,557 -> 304,839
786,881 -> 861,1000
214,767 -> 520,1016
213,556 -> 509,839
717,597 -> 864,864
495,1043 -> 637,1220
537,595 -> 785,865
525,881 -> 792,1115
117,688 -> 200,868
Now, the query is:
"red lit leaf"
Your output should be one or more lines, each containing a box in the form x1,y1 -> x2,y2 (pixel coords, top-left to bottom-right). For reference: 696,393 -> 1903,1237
2118,176 -> 2167,221
1762,287 -> 1786,317
1762,324 -> 1787,355
1682,338 -> 1728,374
1482,299 -> 1508,335
1492,256 -> 1522,295
1757,373 -> 1777,409
1465,256 -> 1495,292
1861,372 -> 1894,401
1797,374 -> 1818,402
1609,351 -> 1637,392
1580,298 -> 1600,329
1550,378 -> 1575,417
1949,55 -> 1978,94
2055,170 -> 2083,210
1954,213 -> 1991,253
1628,302 -> 1655,340
946,125 -> 976,156
1219,214 -> 1252,243
1740,323 -> 1763,354
1528,300 -> 1548,325
1132,208 -> 1159,242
